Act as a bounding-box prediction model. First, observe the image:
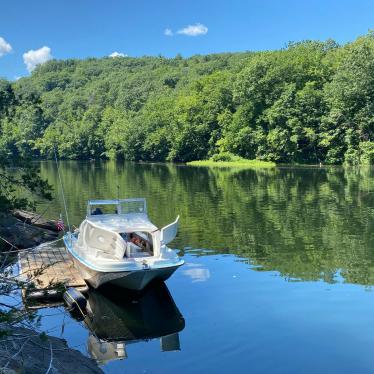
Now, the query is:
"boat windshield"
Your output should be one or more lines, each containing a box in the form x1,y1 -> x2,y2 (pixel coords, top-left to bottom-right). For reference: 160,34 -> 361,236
87,199 -> 147,216
120,199 -> 146,214
89,204 -> 118,215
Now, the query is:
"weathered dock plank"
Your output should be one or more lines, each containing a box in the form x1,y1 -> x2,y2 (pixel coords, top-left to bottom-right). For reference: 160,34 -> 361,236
18,244 -> 88,303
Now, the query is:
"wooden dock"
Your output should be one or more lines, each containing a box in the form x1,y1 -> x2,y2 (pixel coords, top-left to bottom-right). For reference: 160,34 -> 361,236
18,243 -> 88,304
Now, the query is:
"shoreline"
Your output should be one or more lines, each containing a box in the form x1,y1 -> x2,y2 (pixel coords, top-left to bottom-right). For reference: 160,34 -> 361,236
28,158 -> 374,168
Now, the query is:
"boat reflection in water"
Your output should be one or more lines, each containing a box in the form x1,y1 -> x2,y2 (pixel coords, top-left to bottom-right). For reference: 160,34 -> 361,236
82,281 -> 185,364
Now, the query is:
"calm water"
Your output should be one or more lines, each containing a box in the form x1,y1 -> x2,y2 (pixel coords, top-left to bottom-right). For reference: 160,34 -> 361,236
35,162 -> 374,373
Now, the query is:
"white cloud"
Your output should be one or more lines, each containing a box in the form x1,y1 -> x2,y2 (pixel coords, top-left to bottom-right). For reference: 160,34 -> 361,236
164,28 -> 173,37
183,267 -> 210,283
23,46 -> 52,72
182,263 -> 210,283
177,23 -> 208,36
109,51 -> 126,58
0,37 -> 12,57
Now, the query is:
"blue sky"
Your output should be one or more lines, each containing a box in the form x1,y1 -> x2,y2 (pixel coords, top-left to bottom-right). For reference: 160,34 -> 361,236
1,0 -> 374,80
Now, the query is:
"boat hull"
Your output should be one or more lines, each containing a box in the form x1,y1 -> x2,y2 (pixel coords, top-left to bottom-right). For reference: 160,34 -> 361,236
67,251 -> 182,290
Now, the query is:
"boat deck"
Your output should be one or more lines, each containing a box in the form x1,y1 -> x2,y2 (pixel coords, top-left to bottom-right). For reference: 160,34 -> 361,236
18,243 -> 88,306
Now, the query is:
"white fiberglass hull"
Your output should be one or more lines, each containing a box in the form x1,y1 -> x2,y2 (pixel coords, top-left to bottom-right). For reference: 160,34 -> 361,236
68,252 -> 182,290
64,235 -> 184,290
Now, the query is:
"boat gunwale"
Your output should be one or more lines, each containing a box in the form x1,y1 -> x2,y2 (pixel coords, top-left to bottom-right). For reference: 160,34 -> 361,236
63,234 -> 184,274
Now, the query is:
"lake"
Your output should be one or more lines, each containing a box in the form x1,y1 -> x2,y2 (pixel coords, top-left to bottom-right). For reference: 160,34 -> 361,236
35,162 -> 374,373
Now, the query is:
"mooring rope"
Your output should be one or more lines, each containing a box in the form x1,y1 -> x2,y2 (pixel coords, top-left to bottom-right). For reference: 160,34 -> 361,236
28,200 -> 53,225
0,236 -> 63,254
0,235 -> 19,251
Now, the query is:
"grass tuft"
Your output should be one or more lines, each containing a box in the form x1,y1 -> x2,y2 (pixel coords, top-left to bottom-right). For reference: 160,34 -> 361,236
187,153 -> 275,168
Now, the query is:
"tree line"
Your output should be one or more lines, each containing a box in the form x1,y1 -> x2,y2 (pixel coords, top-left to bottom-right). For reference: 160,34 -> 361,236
1,33 -> 374,165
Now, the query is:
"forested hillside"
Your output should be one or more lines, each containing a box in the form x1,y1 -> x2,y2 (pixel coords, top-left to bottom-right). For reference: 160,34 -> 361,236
1,33 -> 374,164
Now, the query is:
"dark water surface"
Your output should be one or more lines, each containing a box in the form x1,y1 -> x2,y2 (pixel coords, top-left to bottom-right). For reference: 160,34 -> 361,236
36,162 -> 374,373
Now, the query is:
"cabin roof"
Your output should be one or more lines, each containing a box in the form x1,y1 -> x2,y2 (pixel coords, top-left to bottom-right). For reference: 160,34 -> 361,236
86,213 -> 158,233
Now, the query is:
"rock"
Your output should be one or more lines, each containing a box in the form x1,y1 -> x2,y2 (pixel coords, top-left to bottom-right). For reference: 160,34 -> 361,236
0,216 -> 58,250
12,210 -> 59,232
0,327 -> 103,373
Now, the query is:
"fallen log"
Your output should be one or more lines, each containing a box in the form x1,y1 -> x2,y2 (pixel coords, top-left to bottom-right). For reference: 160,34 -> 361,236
12,209 -> 59,232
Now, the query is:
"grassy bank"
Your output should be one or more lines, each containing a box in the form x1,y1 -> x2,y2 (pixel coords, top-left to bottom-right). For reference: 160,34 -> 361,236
187,159 -> 275,168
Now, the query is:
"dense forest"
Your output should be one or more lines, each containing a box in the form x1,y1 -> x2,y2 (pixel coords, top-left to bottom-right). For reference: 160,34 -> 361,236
1,33 -> 374,164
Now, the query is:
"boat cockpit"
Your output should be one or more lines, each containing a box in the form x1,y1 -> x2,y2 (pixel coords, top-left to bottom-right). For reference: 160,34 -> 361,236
76,199 -> 179,262
119,231 -> 154,257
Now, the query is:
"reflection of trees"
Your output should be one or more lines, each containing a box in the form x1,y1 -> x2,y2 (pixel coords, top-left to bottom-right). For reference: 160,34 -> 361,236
40,162 -> 374,286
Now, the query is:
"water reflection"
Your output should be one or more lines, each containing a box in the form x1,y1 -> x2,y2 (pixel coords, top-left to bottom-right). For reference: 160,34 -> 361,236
39,162 -> 374,286
34,162 -> 374,373
82,281 -> 185,364
182,262 -> 211,283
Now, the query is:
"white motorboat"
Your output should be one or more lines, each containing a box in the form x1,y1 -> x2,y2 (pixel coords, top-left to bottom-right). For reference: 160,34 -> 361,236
63,198 -> 184,290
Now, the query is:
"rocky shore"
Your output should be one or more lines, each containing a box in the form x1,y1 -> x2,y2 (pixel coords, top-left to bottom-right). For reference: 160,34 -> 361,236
0,214 -> 103,373
0,326 -> 103,373
0,210 -> 59,249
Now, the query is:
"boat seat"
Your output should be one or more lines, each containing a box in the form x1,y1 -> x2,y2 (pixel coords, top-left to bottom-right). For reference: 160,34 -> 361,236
126,242 -> 150,258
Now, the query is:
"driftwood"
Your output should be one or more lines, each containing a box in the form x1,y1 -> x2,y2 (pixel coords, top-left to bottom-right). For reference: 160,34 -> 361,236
12,210 -> 59,232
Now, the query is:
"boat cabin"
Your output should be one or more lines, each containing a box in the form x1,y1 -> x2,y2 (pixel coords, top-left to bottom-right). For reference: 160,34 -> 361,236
76,199 -> 178,261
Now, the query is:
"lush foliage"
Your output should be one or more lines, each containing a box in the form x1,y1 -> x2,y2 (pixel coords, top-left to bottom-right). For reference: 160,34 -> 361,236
0,77 -> 52,213
2,33 -> 374,164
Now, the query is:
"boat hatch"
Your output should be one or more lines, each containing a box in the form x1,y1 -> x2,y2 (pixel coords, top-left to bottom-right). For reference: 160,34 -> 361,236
87,199 -> 147,216
161,216 -> 179,245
